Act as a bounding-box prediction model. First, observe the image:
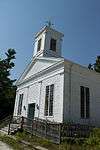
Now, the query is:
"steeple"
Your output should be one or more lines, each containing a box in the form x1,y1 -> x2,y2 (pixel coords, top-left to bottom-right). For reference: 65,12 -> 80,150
33,24 -> 64,58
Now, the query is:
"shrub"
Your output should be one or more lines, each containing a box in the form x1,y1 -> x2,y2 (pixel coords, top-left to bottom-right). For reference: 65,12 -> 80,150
84,128 -> 100,149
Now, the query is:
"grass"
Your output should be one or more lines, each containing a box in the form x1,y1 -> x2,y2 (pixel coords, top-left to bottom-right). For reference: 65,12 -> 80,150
1,128 -> 100,150
0,133 -> 24,150
15,131 -> 83,150
16,131 -> 58,150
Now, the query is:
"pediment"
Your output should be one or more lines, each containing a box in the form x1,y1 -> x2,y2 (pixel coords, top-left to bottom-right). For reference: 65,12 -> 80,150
16,57 -> 64,85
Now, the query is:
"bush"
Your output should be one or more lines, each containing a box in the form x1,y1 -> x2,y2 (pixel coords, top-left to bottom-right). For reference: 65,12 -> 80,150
84,128 -> 100,149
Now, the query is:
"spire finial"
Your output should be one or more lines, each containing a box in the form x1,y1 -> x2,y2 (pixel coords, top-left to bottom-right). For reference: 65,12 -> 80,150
46,20 -> 54,28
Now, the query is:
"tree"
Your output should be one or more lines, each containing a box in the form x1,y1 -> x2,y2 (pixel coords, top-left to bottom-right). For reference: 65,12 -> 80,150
94,56 -> 100,73
0,49 -> 16,119
88,56 -> 100,73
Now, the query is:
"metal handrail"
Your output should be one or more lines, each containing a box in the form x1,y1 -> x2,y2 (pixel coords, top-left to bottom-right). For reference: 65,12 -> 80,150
0,115 -> 13,129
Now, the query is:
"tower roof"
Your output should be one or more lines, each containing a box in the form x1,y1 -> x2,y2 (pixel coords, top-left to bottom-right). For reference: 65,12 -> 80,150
35,25 -> 64,39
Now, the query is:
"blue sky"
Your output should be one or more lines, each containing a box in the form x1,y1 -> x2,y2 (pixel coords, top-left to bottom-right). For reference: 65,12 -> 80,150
0,0 -> 100,79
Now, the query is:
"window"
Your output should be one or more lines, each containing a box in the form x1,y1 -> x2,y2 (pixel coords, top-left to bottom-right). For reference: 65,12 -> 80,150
80,86 -> 90,119
50,38 -> 56,51
37,39 -> 41,52
44,84 -> 54,116
17,94 -> 23,115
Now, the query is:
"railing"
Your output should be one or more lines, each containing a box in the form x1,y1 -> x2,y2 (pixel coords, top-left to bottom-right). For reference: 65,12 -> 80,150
61,123 -> 93,140
0,115 -> 13,129
13,117 -> 93,144
8,116 -> 94,144
23,117 -> 61,143
8,116 -> 22,135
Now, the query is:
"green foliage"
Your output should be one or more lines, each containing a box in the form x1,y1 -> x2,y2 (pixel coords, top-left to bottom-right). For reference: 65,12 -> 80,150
94,56 -> 100,73
15,131 -> 59,150
0,134 -> 23,150
0,49 -> 16,119
2,128 -> 100,150
15,131 -> 83,150
63,137 -> 85,145
81,128 -> 100,149
16,130 -> 29,141
88,56 -> 100,73
84,128 -> 100,148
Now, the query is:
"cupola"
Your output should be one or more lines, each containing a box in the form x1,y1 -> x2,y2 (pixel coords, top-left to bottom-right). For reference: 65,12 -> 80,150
33,24 -> 64,58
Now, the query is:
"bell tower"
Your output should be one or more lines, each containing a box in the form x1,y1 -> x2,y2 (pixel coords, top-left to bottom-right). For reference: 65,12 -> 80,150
33,24 -> 64,58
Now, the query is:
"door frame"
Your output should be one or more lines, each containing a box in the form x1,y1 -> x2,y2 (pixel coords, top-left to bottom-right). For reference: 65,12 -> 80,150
27,103 -> 35,120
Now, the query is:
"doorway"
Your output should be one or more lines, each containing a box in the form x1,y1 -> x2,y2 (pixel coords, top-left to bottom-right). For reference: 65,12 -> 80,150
27,103 -> 35,120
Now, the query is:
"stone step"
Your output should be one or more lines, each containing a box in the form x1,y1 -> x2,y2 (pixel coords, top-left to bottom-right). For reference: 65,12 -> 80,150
0,123 -> 20,135
0,129 -> 8,134
10,124 -> 20,129
1,126 -> 9,132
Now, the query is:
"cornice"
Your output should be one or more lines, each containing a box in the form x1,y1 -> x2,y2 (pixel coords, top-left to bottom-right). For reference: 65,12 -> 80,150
16,60 -> 64,86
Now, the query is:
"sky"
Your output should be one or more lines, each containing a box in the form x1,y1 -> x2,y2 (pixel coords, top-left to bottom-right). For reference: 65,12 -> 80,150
0,0 -> 100,80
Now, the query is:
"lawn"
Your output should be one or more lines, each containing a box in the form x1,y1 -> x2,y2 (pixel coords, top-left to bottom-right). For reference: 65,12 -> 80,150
0,128 -> 100,150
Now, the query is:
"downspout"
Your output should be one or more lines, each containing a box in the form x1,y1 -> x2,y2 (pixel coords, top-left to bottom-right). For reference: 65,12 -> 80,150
68,63 -> 73,122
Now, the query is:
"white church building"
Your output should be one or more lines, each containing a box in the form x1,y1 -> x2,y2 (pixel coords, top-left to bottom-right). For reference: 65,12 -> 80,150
13,25 -> 100,126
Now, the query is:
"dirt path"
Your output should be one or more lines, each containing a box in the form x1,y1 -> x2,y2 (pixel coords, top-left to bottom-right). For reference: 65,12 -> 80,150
0,141 -> 13,150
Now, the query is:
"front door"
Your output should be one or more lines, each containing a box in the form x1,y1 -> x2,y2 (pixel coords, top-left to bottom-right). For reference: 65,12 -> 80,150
27,103 -> 35,120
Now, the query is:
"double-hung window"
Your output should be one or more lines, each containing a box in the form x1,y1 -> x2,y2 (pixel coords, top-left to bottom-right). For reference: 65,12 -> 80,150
44,84 -> 54,116
80,86 -> 90,119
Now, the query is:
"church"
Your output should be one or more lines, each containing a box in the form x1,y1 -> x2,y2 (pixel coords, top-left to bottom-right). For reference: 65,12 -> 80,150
13,25 -> 100,127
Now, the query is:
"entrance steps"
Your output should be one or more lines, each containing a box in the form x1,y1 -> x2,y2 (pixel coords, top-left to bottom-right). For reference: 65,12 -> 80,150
0,123 -> 20,135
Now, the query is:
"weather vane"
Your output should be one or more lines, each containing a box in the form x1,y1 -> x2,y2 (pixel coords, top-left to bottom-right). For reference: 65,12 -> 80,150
46,20 -> 54,27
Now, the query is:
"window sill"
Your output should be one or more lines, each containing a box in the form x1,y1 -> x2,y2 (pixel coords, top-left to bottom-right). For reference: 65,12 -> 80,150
45,116 -> 54,118
80,118 -> 90,120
